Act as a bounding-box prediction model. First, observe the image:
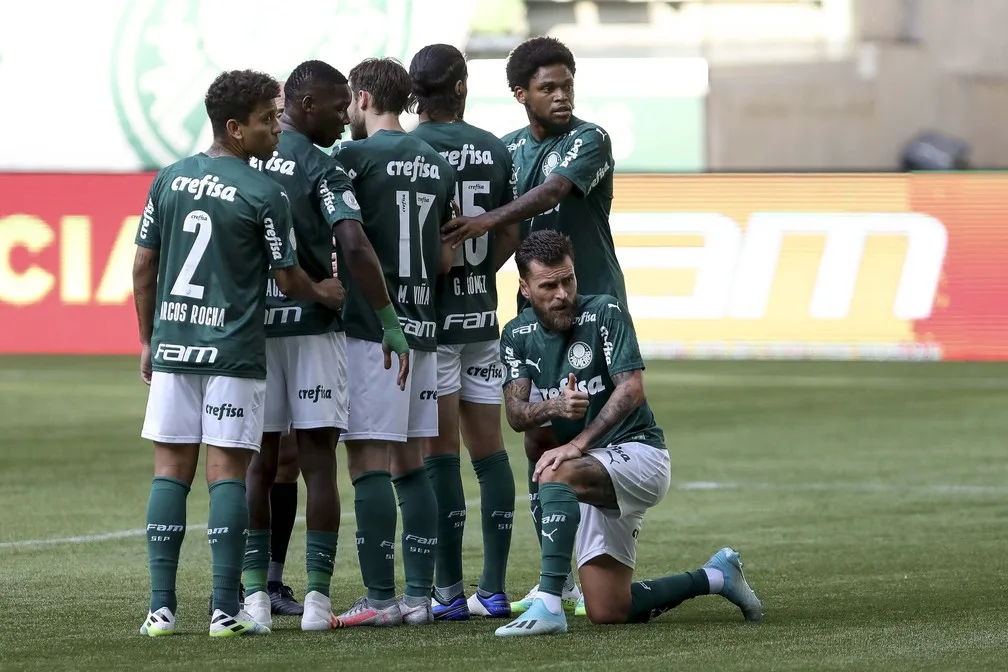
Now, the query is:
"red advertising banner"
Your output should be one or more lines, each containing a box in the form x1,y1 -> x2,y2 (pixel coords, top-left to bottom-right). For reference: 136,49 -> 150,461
2,173 -> 1008,360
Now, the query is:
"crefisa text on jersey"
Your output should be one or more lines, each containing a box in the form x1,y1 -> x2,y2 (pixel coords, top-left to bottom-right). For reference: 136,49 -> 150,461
170,174 -> 237,201
158,300 -> 227,327
439,144 -> 494,170
385,155 -> 441,182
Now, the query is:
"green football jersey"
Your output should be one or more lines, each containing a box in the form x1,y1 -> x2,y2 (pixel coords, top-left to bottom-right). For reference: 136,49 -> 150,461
251,129 -> 362,338
410,120 -> 514,344
135,153 -> 297,378
334,130 -> 454,352
501,117 -> 627,312
500,294 -> 664,451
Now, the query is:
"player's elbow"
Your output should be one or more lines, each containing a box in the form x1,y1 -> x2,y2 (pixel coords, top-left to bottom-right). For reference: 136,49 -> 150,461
543,174 -> 574,205
132,248 -> 157,287
272,267 -> 299,297
619,373 -> 646,408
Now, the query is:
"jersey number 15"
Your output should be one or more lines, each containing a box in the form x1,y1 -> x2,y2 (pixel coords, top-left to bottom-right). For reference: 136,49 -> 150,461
451,180 -> 489,268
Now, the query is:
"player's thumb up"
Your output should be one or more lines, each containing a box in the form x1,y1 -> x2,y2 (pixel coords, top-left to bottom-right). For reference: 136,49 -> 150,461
567,373 -> 577,391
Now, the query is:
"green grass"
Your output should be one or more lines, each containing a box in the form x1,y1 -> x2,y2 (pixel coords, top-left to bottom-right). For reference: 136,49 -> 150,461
2,356 -> 1007,670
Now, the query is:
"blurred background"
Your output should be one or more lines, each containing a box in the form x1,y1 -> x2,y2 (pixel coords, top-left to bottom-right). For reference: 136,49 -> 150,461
1,0 -> 1007,359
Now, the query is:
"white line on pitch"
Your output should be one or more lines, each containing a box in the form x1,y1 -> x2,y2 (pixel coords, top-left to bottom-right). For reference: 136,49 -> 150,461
0,497 -> 483,550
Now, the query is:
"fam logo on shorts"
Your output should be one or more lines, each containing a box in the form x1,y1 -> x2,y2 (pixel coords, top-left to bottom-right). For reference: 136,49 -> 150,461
567,341 -> 593,369
110,0 -> 415,169
541,151 -> 562,176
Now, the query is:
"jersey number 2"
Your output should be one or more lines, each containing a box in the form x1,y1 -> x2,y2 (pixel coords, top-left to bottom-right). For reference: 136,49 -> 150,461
169,210 -> 211,299
451,180 -> 489,268
396,190 -> 435,280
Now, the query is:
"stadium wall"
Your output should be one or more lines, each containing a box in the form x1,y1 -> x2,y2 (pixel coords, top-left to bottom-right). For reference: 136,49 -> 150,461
1,173 -> 1006,361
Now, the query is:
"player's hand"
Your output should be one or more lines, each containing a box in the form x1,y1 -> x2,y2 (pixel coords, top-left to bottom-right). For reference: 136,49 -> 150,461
140,343 -> 152,386
382,341 -> 410,391
316,277 -> 345,310
533,443 -> 583,483
442,213 -> 493,249
553,373 -> 589,420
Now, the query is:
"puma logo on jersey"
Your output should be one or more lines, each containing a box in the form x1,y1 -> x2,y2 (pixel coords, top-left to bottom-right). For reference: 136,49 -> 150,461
439,144 -> 494,170
170,174 -> 236,202
595,128 -> 608,141
386,155 -> 441,182
525,357 -> 542,373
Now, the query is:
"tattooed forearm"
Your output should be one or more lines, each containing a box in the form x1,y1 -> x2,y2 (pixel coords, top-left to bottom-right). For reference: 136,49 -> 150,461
132,247 -> 159,345
503,379 -> 558,432
568,370 -> 645,452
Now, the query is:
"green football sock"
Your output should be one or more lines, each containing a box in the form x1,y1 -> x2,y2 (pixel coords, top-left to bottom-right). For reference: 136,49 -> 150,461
424,454 -> 465,600
306,530 -> 338,597
208,479 -> 249,617
528,458 -> 542,544
146,476 -> 190,613
627,570 -> 711,623
537,482 -> 580,597
393,467 -> 439,599
352,470 -> 397,602
472,451 -> 514,596
242,529 -> 270,595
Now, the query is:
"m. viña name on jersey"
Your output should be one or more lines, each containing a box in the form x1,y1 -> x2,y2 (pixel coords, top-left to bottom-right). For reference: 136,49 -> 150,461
170,174 -> 237,202
439,144 -> 493,171
386,155 -> 441,182
538,375 -> 606,399
158,301 -> 227,327
249,151 -> 296,176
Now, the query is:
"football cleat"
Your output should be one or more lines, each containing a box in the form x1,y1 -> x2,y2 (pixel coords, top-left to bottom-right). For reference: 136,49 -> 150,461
139,606 -> 176,637
511,579 -> 581,615
467,592 -> 511,618
335,596 -> 403,628
268,581 -> 304,616
399,597 -> 434,625
209,609 -> 271,637
301,591 -> 338,631
704,547 -> 764,622
495,598 -> 567,637
432,594 -> 470,621
243,590 -> 273,630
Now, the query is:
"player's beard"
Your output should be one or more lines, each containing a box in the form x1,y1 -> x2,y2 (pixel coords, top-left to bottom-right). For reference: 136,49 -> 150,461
349,117 -> 367,140
534,300 -> 576,333
529,105 -> 572,136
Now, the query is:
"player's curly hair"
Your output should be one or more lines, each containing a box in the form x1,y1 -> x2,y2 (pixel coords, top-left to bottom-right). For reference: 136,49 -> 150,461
515,230 -> 575,277
284,60 -> 348,105
349,57 -> 412,116
408,43 -> 467,118
204,69 -> 280,138
505,36 -> 576,92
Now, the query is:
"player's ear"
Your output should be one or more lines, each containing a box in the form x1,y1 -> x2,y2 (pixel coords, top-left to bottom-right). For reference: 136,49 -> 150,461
226,118 -> 242,142
518,277 -> 531,300
357,90 -> 370,112
513,86 -> 526,105
300,94 -> 313,113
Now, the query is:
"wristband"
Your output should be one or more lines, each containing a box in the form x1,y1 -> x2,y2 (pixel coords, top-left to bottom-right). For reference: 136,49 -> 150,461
376,303 -> 401,331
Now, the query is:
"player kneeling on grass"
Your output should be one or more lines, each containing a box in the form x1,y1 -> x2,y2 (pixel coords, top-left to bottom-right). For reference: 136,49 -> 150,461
495,231 -> 765,637
133,69 -> 344,638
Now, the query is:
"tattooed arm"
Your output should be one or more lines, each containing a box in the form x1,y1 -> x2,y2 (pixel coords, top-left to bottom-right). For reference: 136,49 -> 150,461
503,377 -> 590,432
566,369 -> 645,453
503,379 -> 556,432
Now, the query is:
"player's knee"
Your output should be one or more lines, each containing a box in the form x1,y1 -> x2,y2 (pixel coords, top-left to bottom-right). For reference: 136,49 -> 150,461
275,433 -> 300,482
584,601 -> 628,625
537,462 -> 573,486
296,428 -> 337,481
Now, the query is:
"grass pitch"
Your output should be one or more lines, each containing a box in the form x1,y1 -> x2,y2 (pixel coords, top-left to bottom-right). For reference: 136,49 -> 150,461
1,356 -> 1007,670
